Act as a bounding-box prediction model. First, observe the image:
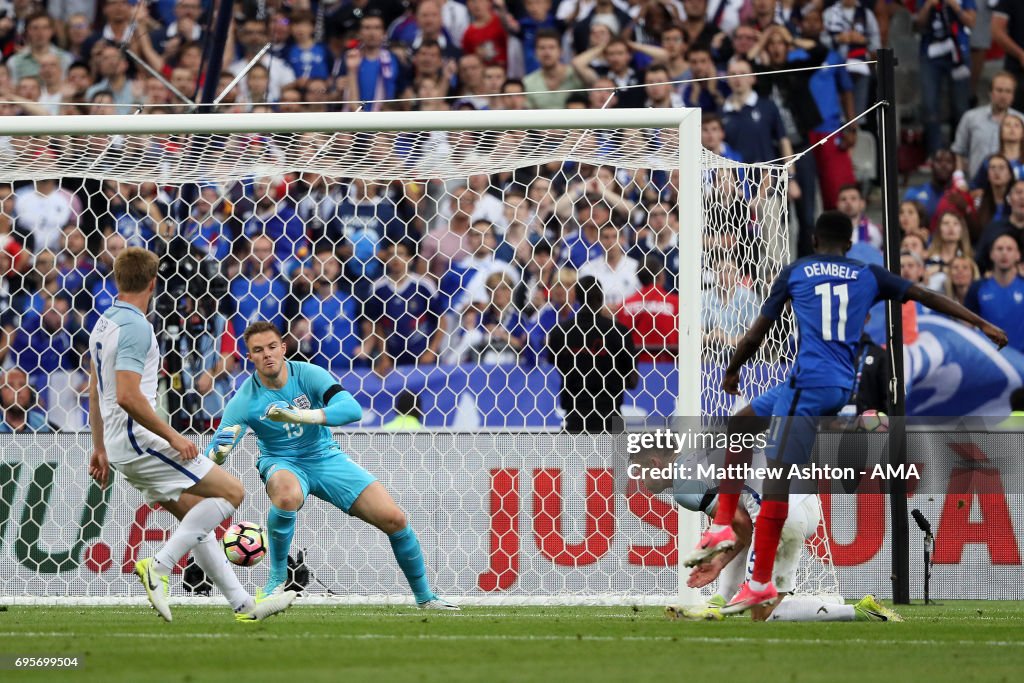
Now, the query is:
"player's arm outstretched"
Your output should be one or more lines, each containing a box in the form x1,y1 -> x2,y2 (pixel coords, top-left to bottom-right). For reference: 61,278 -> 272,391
904,284 -> 1009,347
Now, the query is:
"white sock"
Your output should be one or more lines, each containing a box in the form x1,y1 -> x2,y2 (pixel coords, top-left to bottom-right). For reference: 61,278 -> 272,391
748,579 -> 769,592
192,531 -> 255,613
768,596 -> 855,622
717,548 -> 748,603
709,524 -> 729,534
153,497 -> 236,576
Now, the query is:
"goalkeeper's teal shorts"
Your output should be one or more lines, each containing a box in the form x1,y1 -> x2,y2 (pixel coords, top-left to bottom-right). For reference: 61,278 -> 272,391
257,450 -> 377,513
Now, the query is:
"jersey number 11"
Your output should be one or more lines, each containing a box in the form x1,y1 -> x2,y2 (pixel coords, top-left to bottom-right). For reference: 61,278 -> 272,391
815,282 -> 849,342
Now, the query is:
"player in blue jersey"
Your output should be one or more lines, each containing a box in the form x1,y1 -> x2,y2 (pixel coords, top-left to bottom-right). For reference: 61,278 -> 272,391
208,321 -> 458,609
684,211 -> 1008,615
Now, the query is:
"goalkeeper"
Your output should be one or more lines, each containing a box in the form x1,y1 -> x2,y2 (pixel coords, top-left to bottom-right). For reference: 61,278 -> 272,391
208,321 -> 457,610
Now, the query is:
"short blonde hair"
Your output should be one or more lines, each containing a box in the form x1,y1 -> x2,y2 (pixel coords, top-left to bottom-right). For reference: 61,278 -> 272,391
113,247 -> 159,293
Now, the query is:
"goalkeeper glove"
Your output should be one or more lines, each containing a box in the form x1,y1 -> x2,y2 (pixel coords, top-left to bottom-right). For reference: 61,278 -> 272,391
210,424 -> 241,465
263,400 -> 326,425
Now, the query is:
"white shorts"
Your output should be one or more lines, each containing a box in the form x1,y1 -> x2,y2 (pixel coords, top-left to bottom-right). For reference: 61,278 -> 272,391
112,447 -> 214,504
773,495 -> 822,594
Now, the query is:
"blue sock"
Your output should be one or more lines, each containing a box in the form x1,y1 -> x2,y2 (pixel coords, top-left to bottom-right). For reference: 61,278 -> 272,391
265,506 -> 296,592
388,526 -> 432,603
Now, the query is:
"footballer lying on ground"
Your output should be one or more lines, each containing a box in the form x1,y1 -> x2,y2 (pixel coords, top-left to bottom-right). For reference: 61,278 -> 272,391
88,248 -> 296,623
208,321 -> 458,609
632,448 -> 902,622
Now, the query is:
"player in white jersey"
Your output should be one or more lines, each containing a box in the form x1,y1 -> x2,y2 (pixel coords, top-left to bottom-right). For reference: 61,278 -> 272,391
630,447 -> 902,623
87,247 -> 296,623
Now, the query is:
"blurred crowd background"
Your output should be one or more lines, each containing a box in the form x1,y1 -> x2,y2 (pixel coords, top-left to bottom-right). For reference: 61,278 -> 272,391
1,0 -> 1023,433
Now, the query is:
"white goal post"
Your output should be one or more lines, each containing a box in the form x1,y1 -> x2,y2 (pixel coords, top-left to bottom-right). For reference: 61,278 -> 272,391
0,109 -> 833,606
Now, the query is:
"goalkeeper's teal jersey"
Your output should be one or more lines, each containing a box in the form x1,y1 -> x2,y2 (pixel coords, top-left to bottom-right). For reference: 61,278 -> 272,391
219,361 -> 350,460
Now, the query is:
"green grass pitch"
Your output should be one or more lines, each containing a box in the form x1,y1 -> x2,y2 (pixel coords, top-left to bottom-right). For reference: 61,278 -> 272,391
2,602 -> 1023,683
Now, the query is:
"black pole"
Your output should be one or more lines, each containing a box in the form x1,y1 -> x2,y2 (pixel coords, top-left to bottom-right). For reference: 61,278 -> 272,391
877,48 -> 911,605
199,0 -> 237,109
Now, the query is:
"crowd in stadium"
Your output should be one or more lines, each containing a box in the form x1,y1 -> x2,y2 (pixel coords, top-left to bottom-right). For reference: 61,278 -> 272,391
1,0 -> 1024,433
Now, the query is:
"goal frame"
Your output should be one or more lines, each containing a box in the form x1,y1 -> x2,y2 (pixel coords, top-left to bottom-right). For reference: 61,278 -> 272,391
0,108 -> 705,606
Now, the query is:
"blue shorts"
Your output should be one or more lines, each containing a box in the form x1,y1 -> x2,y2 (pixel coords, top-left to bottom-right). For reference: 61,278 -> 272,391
257,450 -> 377,513
750,382 -> 848,464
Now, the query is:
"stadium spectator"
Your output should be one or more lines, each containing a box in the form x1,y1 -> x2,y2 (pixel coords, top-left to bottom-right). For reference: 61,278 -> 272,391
404,40 -> 452,99
821,0 -> 880,118
578,222 -> 640,307
13,178 -> 81,252
113,182 -> 173,249
911,0 -> 976,156
837,184 -> 883,251
643,64 -> 682,108
616,257 -> 679,364
546,275 -> 637,433
976,179 -> 1024,274
9,291 -> 87,429
572,38 -> 649,109
966,234 -> 1024,352
329,178 -> 404,299
451,220 -> 519,313
658,24 -> 689,85
514,238 -> 557,312
422,184 -> 478,276
456,271 -> 525,364
0,367 -> 51,433
560,197 -> 609,269
7,13 -> 71,83
522,266 -> 575,366
84,0 -> 134,57
952,73 -> 1021,178
925,211 -> 973,292
499,78 -> 528,110
523,29 -> 583,109
340,12 -> 399,112
391,0 -> 460,60
84,230 -> 125,329
37,52 -> 68,114
681,0 -> 722,49
149,0 -> 204,54
243,176 -> 308,265
383,391 -> 425,430
363,240 -> 445,374
974,155 -> 1013,231
903,149 -> 957,221
899,200 -> 931,243
971,115 -> 1024,189
283,315 -> 317,365
64,14 -> 93,62
84,43 -> 136,114
231,19 -> 296,103
301,272 -> 360,374
720,57 -> 793,164
285,11 -> 330,84
230,235 -> 288,351
184,185 -> 232,262
462,0 -> 509,67
500,0 -> 560,76
945,254 -> 980,308
454,53 -> 489,108
567,0 -> 631,55
683,45 -> 729,112
993,1 -> 1024,111
797,9 -> 859,212
701,254 -> 758,351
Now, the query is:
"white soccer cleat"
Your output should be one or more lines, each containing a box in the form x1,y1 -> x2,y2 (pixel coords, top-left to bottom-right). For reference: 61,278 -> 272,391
135,558 -> 172,622
236,589 -> 298,623
417,596 -> 460,611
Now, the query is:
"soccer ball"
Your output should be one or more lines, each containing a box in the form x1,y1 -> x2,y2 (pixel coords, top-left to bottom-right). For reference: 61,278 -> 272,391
222,522 -> 267,567
856,410 -> 889,433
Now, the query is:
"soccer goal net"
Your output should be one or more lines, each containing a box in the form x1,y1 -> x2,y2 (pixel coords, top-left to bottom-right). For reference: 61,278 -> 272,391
0,110 -> 836,605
